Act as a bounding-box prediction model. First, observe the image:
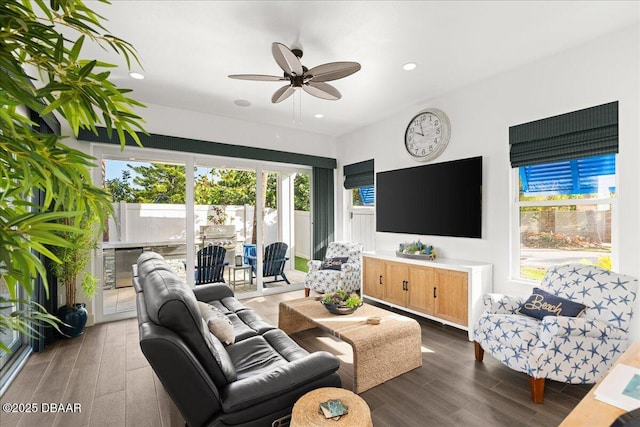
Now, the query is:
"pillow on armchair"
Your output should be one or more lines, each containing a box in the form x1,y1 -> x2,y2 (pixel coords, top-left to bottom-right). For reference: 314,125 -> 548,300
518,287 -> 587,320
320,257 -> 349,270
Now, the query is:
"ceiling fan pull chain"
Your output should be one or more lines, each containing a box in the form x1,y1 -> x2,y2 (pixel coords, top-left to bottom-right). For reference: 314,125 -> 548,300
292,89 -> 302,125
298,90 -> 302,125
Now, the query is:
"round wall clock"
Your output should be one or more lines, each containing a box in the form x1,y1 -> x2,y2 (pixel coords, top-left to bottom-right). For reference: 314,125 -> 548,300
404,108 -> 451,161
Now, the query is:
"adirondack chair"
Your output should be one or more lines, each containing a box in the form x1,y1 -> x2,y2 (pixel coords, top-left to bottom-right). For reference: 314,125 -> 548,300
195,244 -> 228,285
246,242 -> 290,286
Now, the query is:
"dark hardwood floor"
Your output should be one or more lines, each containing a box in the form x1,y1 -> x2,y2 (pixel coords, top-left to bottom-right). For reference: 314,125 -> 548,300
1,290 -> 590,426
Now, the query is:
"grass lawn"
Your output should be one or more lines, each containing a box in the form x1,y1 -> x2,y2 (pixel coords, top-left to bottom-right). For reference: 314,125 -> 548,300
295,256 -> 309,273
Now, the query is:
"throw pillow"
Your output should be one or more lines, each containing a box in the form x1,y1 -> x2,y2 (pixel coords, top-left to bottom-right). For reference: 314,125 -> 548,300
320,257 -> 349,271
197,301 -> 235,345
518,287 -> 586,320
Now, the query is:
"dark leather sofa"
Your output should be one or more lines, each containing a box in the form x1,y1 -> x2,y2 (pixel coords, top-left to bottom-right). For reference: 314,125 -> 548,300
134,252 -> 341,427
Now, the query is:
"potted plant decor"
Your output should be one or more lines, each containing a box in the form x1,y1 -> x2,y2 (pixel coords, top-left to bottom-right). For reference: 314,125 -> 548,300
50,209 -> 101,338
0,0 -> 146,351
321,290 -> 363,315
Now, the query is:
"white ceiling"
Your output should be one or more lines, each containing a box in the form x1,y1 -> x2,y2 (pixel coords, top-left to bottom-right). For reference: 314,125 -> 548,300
84,1 -> 638,138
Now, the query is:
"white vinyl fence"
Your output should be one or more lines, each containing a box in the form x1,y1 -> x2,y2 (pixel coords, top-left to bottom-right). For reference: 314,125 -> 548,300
106,202 -> 311,258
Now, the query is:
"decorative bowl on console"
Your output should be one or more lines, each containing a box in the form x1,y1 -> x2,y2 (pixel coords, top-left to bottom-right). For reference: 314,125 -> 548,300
397,240 -> 437,260
321,290 -> 363,315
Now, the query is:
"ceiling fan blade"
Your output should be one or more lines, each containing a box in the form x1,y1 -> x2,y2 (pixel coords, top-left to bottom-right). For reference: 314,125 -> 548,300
272,85 -> 296,103
303,82 -> 341,100
228,74 -> 286,81
307,62 -> 361,82
272,42 -> 303,76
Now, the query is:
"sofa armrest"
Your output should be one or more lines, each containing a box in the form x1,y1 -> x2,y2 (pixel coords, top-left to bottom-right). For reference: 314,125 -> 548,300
482,293 -> 524,314
220,351 -> 340,412
539,316 -> 627,343
192,283 -> 234,302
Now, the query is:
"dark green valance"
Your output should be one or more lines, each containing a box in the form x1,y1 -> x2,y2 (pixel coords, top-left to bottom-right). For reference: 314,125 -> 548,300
343,159 -> 374,189
78,127 -> 337,169
509,101 -> 618,167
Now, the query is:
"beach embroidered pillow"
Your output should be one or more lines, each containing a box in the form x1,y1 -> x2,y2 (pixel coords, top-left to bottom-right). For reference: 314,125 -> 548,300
518,288 -> 586,320
320,257 -> 349,271
197,301 -> 235,345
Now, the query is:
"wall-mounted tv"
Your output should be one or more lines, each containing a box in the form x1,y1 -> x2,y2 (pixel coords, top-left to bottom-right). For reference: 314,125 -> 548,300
376,156 -> 482,238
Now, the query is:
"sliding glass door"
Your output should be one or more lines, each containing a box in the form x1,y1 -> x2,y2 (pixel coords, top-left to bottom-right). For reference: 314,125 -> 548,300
99,151 -> 188,321
93,144 -> 312,320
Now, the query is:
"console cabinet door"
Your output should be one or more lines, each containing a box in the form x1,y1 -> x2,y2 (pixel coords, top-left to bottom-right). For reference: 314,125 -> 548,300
363,257 -> 385,300
435,270 -> 468,326
384,261 -> 408,307
407,265 -> 435,316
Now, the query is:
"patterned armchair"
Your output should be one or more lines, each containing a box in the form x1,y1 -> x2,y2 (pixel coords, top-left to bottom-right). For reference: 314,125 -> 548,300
304,242 -> 363,297
473,263 -> 638,403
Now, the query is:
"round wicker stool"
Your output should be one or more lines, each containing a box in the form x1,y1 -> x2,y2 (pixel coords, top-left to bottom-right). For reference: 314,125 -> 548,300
291,387 -> 373,427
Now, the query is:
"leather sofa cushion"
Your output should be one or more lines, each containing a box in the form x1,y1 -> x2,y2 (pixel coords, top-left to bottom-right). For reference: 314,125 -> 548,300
227,313 -> 257,342
140,265 -> 237,386
227,335 -> 288,380
226,329 -> 310,380
207,297 -> 250,315
263,329 -> 309,362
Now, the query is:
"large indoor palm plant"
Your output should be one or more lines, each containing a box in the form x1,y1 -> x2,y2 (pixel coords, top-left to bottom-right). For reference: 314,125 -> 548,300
49,209 -> 100,337
0,0 -> 146,351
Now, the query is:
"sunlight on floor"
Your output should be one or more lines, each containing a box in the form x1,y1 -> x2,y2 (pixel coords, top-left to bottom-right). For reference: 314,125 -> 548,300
421,345 -> 435,354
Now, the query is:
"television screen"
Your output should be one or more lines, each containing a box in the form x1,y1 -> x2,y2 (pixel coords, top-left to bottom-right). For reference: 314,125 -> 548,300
376,156 -> 482,238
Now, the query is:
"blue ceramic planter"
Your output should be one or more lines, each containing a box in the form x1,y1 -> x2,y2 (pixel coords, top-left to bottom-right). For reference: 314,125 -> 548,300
56,303 -> 88,338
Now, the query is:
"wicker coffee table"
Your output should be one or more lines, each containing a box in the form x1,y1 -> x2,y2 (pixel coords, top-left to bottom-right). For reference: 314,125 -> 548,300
279,297 -> 422,393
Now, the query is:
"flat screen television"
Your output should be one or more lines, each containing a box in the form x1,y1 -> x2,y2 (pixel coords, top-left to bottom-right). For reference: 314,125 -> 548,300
376,156 -> 482,238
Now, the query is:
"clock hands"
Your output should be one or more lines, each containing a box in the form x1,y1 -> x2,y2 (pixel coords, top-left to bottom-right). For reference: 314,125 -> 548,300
413,120 -> 424,137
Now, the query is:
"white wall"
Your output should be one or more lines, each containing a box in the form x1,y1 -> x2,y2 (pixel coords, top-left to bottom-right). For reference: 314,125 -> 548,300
127,103 -> 337,158
336,25 -> 640,339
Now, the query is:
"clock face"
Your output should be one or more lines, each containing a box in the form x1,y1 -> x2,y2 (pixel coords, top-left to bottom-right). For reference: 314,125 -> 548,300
404,108 -> 450,161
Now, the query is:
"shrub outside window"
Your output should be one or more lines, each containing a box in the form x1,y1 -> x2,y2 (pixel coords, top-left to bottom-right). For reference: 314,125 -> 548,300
516,154 -> 615,281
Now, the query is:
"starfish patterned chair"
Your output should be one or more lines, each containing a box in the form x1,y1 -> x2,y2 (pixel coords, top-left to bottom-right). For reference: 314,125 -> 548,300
304,241 -> 363,297
473,263 -> 638,403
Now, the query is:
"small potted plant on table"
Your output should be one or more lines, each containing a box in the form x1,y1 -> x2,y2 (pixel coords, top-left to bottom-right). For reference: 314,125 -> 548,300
321,289 -> 363,315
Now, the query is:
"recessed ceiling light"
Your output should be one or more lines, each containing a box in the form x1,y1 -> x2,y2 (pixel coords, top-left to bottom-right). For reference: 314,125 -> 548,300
234,99 -> 251,107
129,72 -> 145,80
402,62 -> 417,71
314,113 -> 324,119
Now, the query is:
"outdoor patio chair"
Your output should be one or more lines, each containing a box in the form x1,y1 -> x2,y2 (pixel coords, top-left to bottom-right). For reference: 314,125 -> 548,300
195,244 -> 228,285
246,242 -> 290,286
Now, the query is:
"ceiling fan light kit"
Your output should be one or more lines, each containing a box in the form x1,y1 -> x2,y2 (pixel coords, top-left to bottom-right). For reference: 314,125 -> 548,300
229,42 -> 361,103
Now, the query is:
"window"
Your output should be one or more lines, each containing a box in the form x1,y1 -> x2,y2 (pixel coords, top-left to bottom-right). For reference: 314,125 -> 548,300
351,185 -> 375,207
515,154 -> 615,281
344,159 -> 375,251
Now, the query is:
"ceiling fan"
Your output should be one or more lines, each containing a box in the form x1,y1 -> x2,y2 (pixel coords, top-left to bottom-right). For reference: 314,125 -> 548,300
228,42 -> 361,103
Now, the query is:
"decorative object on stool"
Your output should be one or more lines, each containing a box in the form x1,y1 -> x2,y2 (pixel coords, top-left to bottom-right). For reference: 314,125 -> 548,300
396,240 -> 437,260
319,398 -> 349,420
321,289 -> 362,315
